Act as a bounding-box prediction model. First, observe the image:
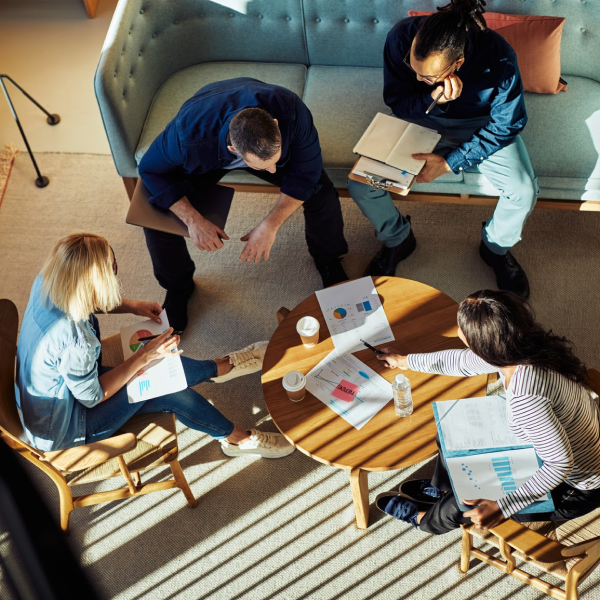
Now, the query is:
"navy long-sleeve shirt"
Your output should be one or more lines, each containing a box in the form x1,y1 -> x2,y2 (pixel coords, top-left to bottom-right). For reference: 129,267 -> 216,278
384,17 -> 528,173
139,78 -> 323,209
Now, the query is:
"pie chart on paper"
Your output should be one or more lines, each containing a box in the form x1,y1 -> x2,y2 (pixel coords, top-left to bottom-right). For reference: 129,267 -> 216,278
333,308 -> 347,320
130,330 -> 153,353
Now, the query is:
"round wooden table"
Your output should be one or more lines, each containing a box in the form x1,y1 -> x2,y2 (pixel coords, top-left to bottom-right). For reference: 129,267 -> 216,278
261,277 -> 488,529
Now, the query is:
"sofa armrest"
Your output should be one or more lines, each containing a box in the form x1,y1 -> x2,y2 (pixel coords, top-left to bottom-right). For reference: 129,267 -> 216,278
43,433 -> 137,472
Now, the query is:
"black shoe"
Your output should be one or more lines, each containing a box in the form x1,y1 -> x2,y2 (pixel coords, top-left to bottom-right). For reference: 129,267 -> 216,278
162,284 -> 195,333
374,490 -> 431,522
479,241 -> 530,299
398,479 -> 442,506
365,222 -> 417,277
316,257 -> 348,288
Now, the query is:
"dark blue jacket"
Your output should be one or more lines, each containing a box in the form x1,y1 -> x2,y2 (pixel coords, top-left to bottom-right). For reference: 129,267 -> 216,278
139,78 -> 323,208
384,17 -> 528,173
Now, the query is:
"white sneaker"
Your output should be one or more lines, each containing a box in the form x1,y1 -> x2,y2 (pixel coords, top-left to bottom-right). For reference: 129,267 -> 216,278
220,428 -> 295,459
211,341 -> 268,383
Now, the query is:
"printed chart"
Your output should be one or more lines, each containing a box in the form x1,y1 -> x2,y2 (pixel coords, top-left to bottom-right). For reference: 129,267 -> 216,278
120,310 -> 186,403
315,277 -> 394,355
434,395 -> 528,453
446,448 -> 549,511
306,351 -> 393,429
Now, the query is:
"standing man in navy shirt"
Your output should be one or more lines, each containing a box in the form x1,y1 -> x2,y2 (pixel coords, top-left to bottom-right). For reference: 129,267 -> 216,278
139,78 -> 348,331
348,0 -> 538,298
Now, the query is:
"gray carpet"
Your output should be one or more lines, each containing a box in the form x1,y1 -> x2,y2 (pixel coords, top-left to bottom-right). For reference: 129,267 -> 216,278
1,153 -> 599,600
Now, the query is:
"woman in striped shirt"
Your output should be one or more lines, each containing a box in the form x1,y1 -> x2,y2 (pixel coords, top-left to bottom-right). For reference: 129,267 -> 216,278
375,290 -> 600,534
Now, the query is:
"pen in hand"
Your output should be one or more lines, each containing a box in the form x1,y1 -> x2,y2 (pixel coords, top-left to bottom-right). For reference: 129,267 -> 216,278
426,89 -> 444,115
360,339 -> 384,355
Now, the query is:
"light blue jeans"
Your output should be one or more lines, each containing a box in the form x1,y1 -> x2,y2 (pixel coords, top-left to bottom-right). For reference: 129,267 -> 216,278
84,356 -> 235,444
348,115 -> 539,255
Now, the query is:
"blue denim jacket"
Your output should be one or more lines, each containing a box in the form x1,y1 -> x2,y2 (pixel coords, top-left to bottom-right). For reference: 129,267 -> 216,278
384,17 -> 527,174
15,273 -> 103,451
139,77 -> 323,209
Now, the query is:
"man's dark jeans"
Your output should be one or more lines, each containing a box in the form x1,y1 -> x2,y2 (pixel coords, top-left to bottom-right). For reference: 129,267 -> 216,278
143,167 -> 348,293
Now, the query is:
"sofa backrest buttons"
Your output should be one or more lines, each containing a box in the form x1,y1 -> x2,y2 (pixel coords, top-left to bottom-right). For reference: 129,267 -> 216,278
344,19 -> 349,23
316,18 -> 321,23
581,27 -> 586,33
373,19 -> 379,24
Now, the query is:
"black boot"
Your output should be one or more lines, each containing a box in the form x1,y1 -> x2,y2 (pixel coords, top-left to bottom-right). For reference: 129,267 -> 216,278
316,257 -> 348,288
365,221 -> 417,277
479,241 -> 530,299
162,283 -> 195,333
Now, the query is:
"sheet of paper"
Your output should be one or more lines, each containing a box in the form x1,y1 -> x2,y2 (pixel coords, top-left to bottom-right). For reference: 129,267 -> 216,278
306,351 -> 393,430
446,448 -> 550,511
386,124 -> 442,175
352,113 -> 409,163
315,276 -> 394,355
352,156 -> 413,189
434,395 -> 528,453
120,310 -> 187,403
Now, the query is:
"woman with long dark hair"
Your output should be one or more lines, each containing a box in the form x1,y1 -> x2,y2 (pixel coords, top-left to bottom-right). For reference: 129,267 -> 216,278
375,290 -> 600,535
349,0 -> 537,299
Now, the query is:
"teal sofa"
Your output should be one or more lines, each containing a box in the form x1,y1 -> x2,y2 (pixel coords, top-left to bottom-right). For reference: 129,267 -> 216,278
95,0 -> 600,203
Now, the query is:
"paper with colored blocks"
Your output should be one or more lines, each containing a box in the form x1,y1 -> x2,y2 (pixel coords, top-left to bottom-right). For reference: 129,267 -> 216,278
119,310 -> 187,403
332,379 -> 360,402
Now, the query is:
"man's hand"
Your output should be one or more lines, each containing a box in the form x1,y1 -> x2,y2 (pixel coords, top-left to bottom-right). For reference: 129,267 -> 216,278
128,300 -> 163,323
376,348 -> 409,370
412,153 -> 452,183
188,215 -> 230,252
239,220 -> 278,264
463,499 -> 505,530
432,73 -> 463,105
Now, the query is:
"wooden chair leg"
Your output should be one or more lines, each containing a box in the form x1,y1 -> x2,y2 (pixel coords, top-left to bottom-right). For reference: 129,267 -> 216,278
460,527 -> 473,572
276,307 -> 291,324
350,467 -> 370,529
169,459 -> 197,508
117,456 -> 137,495
122,177 -> 138,201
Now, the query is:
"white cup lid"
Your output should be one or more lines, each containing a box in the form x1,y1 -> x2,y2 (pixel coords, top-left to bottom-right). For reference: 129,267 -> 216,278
296,316 -> 320,335
282,371 -> 306,391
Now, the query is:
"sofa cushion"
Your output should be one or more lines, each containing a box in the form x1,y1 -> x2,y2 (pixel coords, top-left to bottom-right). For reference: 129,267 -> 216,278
463,76 -> 600,196
135,62 -> 307,164
302,65 -> 463,187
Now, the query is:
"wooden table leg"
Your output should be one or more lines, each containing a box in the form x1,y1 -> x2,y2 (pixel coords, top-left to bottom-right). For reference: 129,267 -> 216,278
350,467 -> 370,529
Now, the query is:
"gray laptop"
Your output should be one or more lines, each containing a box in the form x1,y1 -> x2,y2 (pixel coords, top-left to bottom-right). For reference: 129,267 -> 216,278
126,179 -> 234,236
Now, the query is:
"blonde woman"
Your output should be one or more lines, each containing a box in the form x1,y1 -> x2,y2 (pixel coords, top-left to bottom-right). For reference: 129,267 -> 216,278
16,233 -> 293,458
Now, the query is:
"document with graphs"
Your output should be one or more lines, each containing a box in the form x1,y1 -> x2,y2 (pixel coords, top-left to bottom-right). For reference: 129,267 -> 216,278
432,395 -> 555,514
120,310 -> 186,403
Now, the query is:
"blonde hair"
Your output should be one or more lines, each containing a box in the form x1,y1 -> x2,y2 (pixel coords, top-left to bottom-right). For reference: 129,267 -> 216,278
42,233 -> 121,322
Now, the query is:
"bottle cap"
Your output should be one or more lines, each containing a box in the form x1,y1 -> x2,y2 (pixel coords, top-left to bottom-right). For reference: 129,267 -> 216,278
394,374 -> 408,384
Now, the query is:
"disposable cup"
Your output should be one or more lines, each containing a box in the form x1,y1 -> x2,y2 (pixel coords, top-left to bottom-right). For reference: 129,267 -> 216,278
282,371 -> 306,402
296,316 -> 320,347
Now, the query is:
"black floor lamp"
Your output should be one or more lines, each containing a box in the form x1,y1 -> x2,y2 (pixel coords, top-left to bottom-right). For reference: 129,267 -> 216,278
0,74 -> 60,188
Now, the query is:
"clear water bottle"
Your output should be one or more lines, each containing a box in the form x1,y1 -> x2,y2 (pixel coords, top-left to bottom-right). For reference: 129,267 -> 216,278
392,374 -> 413,417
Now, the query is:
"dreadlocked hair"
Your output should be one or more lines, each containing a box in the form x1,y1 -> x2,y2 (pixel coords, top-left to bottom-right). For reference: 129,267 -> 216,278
413,0 -> 487,62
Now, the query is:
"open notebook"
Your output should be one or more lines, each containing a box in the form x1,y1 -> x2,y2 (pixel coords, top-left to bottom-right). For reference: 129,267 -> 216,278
353,112 -> 441,176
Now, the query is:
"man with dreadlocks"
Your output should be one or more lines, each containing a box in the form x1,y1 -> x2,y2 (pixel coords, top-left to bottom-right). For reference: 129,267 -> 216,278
349,0 -> 537,299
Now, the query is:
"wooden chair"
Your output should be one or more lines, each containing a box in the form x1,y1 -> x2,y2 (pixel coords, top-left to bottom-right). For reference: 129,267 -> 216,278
460,368 -> 600,600
0,299 -> 196,532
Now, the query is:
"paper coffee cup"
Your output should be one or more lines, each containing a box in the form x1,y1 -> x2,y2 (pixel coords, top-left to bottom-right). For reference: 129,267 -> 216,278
282,371 -> 306,402
296,316 -> 320,347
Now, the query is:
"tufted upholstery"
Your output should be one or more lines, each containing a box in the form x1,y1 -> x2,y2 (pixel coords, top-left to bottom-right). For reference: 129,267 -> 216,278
96,0 -> 600,202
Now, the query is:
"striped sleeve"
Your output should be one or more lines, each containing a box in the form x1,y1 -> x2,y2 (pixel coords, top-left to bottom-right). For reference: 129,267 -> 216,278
407,349 -> 498,377
496,392 -> 574,517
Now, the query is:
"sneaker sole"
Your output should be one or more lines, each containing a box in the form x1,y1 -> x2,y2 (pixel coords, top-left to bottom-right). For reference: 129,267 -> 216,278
220,444 -> 296,459
210,363 -> 262,383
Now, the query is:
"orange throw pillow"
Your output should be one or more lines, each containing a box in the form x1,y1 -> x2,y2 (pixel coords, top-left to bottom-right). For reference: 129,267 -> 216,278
407,11 -> 567,94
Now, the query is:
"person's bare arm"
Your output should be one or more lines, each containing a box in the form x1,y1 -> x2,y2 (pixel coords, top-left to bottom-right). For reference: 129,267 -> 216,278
170,196 -> 230,251
239,192 -> 303,263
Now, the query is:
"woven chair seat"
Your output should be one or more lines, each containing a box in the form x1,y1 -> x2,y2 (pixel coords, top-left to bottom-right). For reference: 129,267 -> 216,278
67,411 -> 178,485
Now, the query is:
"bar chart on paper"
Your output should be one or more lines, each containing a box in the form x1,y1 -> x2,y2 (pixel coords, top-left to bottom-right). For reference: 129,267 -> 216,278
446,448 -> 550,512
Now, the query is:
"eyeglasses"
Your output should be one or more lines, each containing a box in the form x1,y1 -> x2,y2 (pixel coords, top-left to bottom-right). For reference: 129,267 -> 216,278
403,50 -> 460,85
109,245 -> 118,275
